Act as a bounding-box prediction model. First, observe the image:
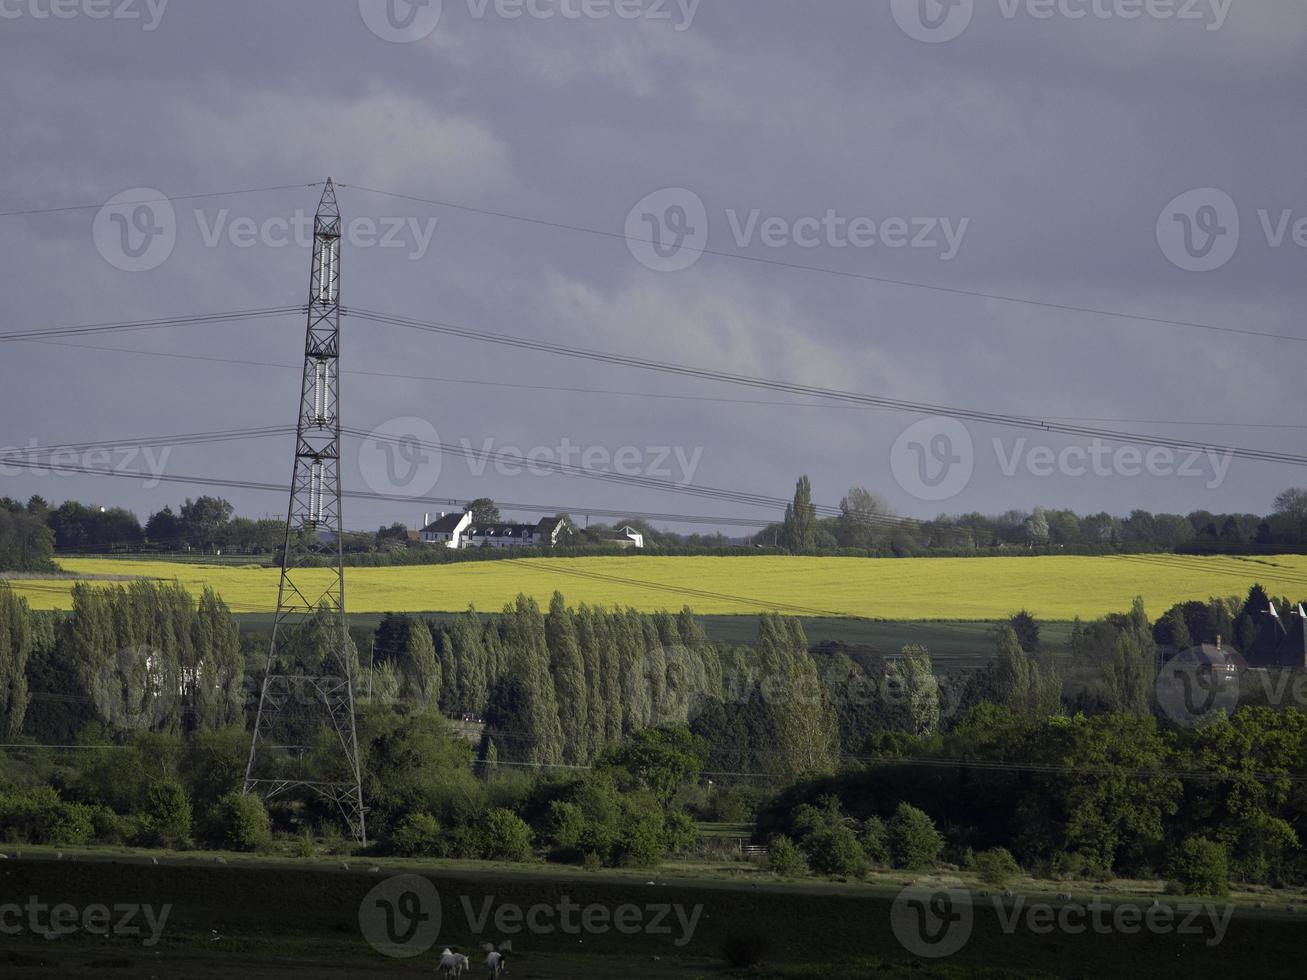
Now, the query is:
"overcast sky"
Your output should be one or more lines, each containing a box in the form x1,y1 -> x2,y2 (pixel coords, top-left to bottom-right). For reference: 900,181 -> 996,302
2,0 -> 1305,534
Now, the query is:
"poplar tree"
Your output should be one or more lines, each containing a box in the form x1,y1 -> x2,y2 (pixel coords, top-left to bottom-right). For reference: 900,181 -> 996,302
406,620 -> 442,713
546,592 -> 589,764
0,585 -> 32,738
575,604 -> 607,759
780,476 -> 817,552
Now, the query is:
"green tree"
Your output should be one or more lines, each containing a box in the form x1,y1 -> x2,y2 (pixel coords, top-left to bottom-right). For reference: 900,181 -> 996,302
477,808 -> 535,862
547,593 -> 589,765
486,597 -> 564,765
1167,836 -> 1229,897
468,499 -> 500,523
780,476 -> 817,553
768,835 -> 809,876
178,496 -> 234,551
405,621 -> 442,712
206,791 -> 271,851
991,627 -> 1061,719
886,645 -> 941,736
769,618 -> 840,777
390,812 -> 444,857
141,779 -> 192,848
0,585 -> 32,738
972,847 -> 1020,887
599,727 -> 706,806
888,802 -> 944,870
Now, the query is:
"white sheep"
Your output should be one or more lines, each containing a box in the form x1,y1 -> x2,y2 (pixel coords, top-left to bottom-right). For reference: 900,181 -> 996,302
485,950 -> 507,978
438,948 -> 458,978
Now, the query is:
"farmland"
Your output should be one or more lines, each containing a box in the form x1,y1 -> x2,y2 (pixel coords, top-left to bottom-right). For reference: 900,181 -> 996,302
2,850 -> 1304,979
5,553 -> 1306,620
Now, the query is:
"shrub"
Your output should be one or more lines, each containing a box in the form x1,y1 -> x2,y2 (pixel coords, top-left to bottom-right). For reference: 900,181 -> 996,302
972,847 -> 1021,887
390,812 -> 443,858
767,835 -> 809,877
616,808 -> 667,867
138,780 -> 192,848
662,809 -> 698,855
477,809 -> 535,863
1049,850 -> 1112,883
0,787 -> 95,846
888,803 -> 943,870
91,807 -> 134,845
207,792 -> 271,852
859,816 -> 890,866
545,800 -> 585,853
1167,837 -> 1229,897
294,829 -> 316,858
804,825 -> 868,877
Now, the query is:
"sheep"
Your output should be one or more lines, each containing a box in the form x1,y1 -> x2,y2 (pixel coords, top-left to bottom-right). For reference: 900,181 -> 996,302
453,953 -> 470,977
438,949 -> 458,978
485,950 -> 507,978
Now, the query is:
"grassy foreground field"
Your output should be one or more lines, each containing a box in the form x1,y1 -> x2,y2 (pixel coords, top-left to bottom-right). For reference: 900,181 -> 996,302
1,849 -> 1303,978
6,553 -> 1307,620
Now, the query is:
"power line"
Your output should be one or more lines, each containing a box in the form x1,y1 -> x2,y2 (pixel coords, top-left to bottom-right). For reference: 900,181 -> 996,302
348,307 -> 1307,469
0,182 -> 320,219
18,335 -> 1302,432
0,454 -> 778,528
0,307 -> 303,344
338,181 -> 1307,348
343,425 -> 889,525
4,425 -> 295,457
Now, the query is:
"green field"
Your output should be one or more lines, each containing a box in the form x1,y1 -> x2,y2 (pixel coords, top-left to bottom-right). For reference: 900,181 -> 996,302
1,850 -> 1303,978
5,553 -> 1305,622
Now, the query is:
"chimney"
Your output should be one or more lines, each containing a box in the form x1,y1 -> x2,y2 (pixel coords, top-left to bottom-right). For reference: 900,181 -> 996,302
424,513 -> 431,528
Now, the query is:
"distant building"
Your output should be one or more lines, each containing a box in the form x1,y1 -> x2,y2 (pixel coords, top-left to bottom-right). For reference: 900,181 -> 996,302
603,525 -> 645,549
416,512 -> 573,550
419,511 -> 472,548
463,517 -> 572,550
1245,602 -> 1307,669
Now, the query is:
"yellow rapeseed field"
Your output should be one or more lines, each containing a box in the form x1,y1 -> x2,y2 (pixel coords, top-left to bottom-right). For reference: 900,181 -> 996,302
7,553 -> 1307,621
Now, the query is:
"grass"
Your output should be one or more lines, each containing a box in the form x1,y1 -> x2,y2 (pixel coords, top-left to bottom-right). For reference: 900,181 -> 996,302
5,553 -> 1306,620
0,846 -> 1303,978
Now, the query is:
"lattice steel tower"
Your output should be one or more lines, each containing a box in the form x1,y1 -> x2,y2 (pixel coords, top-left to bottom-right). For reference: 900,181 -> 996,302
245,179 -> 366,844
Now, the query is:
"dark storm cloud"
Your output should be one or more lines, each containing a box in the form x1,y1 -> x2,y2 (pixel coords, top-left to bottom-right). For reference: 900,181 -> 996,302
1,0 -> 1304,529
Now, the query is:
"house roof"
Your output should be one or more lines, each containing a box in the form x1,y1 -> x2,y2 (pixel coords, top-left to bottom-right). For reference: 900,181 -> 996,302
1173,643 -> 1245,670
467,523 -> 537,537
1242,604 -> 1307,669
536,517 -> 568,536
422,512 -> 468,533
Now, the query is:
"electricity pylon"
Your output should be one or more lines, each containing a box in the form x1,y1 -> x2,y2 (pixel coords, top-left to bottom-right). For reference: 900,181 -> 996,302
245,179 -> 366,844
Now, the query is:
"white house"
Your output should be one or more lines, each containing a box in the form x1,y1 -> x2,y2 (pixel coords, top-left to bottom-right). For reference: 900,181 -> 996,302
419,511 -> 472,548
609,525 -> 645,549
462,517 -> 571,550
420,512 -> 571,550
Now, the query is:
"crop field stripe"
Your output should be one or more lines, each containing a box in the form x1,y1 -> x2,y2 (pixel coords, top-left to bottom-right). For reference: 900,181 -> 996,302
6,555 -> 1307,621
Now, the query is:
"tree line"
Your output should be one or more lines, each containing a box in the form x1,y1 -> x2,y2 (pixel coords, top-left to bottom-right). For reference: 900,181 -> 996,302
763,478 -> 1307,556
